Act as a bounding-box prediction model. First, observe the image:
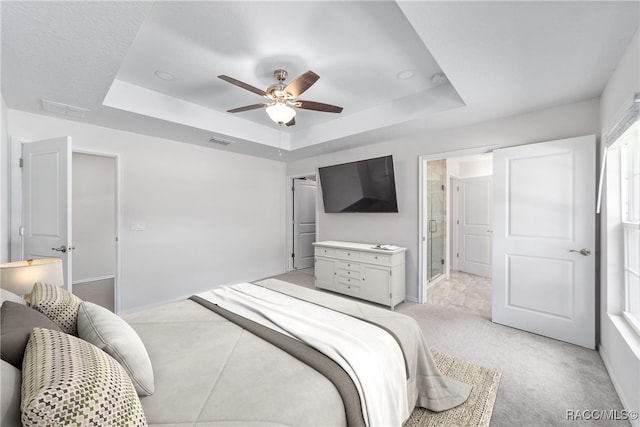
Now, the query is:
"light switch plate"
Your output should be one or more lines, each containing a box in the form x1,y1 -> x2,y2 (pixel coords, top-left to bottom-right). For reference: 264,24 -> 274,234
131,222 -> 146,231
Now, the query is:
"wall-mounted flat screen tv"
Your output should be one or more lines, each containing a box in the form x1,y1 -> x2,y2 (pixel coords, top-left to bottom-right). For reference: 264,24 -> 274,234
318,155 -> 398,213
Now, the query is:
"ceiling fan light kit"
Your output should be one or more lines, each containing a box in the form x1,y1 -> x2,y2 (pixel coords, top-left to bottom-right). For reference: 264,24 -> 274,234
218,69 -> 343,126
266,103 -> 296,125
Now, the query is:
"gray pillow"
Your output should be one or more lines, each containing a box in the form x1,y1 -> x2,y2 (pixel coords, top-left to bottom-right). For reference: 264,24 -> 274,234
0,301 -> 62,369
77,302 -> 155,396
1,360 -> 21,427
0,289 -> 26,307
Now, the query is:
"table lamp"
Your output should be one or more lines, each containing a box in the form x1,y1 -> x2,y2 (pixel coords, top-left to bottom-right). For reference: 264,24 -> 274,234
0,258 -> 64,297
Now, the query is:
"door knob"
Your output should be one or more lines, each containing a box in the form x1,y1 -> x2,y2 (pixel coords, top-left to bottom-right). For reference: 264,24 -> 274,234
569,248 -> 591,256
52,245 -> 67,253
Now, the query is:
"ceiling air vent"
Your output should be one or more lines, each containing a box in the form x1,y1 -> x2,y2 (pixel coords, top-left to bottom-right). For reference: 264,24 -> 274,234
41,99 -> 90,118
209,137 -> 234,146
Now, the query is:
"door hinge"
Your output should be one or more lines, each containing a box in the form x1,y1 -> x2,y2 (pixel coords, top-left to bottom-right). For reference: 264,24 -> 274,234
456,253 -> 459,258
441,259 -> 445,265
389,270 -> 392,276
18,226 -> 24,236
291,253 -> 295,259
19,158 -> 23,168
456,186 -> 459,191
441,184 -> 445,191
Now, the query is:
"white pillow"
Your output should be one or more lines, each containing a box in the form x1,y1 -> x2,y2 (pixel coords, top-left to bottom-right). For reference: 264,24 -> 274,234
77,302 -> 154,396
0,289 -> 26,307
1,360 -> 21,427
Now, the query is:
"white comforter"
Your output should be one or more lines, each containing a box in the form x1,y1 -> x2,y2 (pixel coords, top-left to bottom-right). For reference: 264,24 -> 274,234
197,282 -> 409,427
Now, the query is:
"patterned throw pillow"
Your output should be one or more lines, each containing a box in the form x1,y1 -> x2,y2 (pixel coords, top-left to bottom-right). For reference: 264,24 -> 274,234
30,282 -> 82,335
21,328 -> 147,426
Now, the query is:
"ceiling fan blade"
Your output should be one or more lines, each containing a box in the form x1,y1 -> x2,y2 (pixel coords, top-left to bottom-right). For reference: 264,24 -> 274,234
296,100 -> 343,113
285,117 -> 296,127
218,75 -> 266,97
284,71 -> 319,98
227,103 -> 268,113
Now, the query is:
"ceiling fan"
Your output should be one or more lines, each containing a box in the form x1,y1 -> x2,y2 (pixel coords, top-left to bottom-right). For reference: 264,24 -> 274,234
218,69 -> 343,126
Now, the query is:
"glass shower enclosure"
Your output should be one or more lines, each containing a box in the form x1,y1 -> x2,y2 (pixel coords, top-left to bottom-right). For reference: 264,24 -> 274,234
426,159 -> 447,282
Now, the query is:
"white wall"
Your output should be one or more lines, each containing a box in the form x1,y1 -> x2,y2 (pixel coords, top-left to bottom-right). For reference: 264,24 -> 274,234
599,28 -> 640,426
1,96 -> 9,263
7,110 -> 287,313
288,98 -> 600,301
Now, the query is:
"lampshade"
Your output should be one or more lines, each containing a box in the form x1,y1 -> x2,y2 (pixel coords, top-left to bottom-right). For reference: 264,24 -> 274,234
266,103 -> 296,124
0,258 -> 63,295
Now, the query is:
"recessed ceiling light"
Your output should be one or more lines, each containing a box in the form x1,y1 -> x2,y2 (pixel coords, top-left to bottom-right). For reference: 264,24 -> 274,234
154,70 -> 176,81
431,72 -> 448,85
396,69 -> 415,80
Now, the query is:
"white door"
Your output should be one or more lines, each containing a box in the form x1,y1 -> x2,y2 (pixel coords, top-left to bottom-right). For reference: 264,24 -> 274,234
492,135 -> 595,349
22,137 -> 73,290
457,176 -> 492,278
293,178 -> 316,269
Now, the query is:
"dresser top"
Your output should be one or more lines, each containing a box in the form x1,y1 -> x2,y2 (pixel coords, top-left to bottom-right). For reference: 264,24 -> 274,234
312,240 -> 407,254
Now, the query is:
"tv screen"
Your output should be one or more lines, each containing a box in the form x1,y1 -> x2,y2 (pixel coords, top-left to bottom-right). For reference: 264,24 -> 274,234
318,155 -> 398,213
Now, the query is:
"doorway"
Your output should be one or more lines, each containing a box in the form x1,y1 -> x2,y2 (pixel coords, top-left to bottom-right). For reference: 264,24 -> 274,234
420,151 -> 494,315
11,138 -> 121,312
71,152 -> 117,311
420,135 -> 596,348
286,174 -> 318,272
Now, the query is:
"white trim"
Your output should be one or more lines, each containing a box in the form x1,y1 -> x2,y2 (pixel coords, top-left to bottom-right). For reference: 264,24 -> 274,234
599,336 -> 640,427
9,137 -> 22,261
623,312 -> 640,338
417,145 -> 497,304
72,275 -> 115,285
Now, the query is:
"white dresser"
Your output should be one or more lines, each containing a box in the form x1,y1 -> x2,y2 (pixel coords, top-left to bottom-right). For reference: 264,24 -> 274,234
313,241 -> 407,309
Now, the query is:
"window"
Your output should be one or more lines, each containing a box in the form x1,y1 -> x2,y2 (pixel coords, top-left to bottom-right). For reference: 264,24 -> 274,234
619,121 -> 640,333
607,105 -> 640,335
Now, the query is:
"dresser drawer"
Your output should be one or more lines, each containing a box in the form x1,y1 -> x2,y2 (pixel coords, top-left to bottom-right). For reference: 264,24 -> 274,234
336,280 -> 360,297
337,276 -> 360,287
315,247 -> 335,256
336,261 -> 359,272
335,249 -> 360,260
360,252 -> 392,266
337,268 -> 361,280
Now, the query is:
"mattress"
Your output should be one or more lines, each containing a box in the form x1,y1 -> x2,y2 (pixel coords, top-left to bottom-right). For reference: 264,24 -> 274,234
126,279 -> 470,427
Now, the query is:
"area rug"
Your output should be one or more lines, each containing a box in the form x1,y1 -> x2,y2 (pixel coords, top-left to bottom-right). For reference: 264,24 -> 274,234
404,351 -> 501,427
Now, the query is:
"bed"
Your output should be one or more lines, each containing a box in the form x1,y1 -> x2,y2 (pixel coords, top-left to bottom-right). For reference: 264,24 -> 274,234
1,279 -> 471,427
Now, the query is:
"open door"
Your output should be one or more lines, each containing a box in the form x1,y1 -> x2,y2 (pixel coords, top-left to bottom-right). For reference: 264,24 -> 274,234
22,137 -> 73,290
492,135 -> 595,348
293,177 -> 316,269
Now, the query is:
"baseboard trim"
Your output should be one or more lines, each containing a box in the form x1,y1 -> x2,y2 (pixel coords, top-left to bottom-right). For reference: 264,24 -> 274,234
599,344 -> 640,427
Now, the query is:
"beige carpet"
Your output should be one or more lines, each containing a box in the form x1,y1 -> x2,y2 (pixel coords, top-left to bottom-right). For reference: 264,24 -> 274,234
405,351 -> 501,427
